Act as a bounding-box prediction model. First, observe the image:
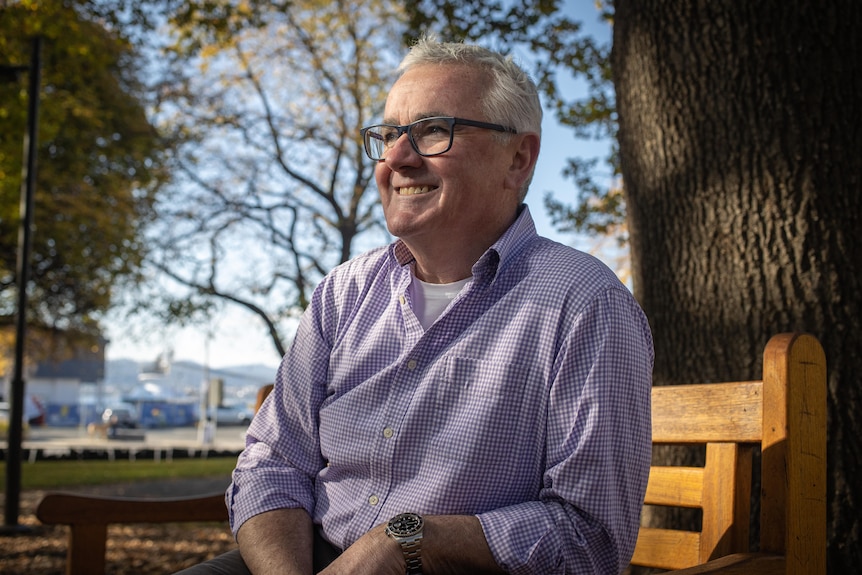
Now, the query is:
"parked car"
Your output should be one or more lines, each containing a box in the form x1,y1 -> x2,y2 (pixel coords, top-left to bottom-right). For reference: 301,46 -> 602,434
208,403 -> 253,426
101,403 -> 139,429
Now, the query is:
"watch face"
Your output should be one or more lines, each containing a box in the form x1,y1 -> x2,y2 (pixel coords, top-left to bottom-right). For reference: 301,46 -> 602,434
388,513 -> 424,537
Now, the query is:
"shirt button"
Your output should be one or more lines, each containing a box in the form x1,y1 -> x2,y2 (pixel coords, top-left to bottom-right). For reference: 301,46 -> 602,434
407,359 -> 417,370
399,295 -> 406,305
368,495 -> 379,506
383,427 -> 394,439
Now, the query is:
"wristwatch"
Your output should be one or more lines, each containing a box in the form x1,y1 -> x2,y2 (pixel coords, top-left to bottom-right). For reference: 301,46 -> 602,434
385,512 -> 424,575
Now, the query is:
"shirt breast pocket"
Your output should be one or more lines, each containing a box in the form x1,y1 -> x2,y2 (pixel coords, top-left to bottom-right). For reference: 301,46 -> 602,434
427,356 -> 534,465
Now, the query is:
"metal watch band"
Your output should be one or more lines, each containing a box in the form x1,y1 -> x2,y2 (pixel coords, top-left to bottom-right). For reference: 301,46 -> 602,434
386,512 -> 424,575
401,537 -> 422,574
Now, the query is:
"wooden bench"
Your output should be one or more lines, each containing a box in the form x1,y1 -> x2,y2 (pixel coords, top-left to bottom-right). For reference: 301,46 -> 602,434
37,333 -> 826,575
36,492 -> 228,574
631,332 -> 826,574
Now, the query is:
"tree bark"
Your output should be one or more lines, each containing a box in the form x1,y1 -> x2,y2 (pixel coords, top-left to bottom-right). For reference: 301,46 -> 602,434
612,1 -> 861,571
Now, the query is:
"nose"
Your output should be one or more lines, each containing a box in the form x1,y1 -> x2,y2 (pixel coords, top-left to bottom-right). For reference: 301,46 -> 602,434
383,131 -> 422,170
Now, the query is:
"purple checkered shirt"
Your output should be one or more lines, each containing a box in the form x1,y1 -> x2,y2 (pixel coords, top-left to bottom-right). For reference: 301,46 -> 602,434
227,206 -> 653,574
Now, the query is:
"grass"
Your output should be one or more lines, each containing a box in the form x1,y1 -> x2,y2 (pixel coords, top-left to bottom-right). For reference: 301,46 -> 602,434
0,457 -> 238,490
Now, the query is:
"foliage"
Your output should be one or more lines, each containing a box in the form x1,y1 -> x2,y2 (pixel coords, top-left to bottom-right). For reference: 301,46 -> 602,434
402,0 -> 627,241
0,0 -> 166,361
141,0 -> 405,357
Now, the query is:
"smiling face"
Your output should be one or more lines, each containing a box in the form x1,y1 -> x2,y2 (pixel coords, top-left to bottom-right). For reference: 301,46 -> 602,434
375,64 -> 535,267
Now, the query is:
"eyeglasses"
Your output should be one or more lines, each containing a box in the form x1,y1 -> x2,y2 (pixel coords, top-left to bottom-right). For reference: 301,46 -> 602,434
360,116 -> 518,161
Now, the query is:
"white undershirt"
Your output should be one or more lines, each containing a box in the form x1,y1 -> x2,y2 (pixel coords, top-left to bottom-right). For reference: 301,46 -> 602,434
411,275 -> 471,330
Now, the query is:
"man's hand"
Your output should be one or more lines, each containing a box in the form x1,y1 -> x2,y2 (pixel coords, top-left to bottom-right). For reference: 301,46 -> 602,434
318,522 -> 404,575
320,515 -> 505,575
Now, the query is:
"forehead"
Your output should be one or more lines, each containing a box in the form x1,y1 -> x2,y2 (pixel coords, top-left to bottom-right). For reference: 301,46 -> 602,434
384,63 -> 488,123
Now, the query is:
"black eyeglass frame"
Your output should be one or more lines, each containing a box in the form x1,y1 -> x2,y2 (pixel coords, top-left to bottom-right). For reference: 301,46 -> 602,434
360,116 -> 518,161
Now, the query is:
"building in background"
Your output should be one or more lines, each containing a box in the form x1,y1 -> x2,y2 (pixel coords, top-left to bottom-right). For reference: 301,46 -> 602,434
23,334 -> 106,427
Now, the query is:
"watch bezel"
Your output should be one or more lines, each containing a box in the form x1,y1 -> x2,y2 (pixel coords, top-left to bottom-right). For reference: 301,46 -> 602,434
386,512 -> 424,538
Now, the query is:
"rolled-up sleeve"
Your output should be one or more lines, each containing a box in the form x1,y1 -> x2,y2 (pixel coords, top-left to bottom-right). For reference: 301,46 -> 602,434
226,289 -> 332,536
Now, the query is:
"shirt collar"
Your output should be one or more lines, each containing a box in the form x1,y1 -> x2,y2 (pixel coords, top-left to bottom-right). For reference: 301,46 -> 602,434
390,204 -> 539,284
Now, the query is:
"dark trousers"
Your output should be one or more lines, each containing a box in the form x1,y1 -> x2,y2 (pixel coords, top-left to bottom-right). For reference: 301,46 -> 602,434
173,529 -> 342,574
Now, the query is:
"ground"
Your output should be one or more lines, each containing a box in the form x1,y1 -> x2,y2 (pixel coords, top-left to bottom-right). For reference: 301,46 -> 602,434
0,478 -> 237,575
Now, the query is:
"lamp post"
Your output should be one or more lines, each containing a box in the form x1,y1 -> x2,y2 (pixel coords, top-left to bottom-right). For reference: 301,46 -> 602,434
1,35 -> 42,531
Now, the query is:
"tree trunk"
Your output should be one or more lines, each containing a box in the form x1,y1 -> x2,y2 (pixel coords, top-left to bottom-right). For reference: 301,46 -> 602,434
612,1 -> 861,571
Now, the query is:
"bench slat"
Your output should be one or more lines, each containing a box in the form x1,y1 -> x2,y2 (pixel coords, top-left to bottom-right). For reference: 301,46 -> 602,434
644,466 -> 704,508
652,381 -> 763,443
632,527 -> 701,570
37,493 -> 228,524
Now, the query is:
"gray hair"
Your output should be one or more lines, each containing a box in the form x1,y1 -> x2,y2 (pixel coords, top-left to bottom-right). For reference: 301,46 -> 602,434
398,38 -> 542,200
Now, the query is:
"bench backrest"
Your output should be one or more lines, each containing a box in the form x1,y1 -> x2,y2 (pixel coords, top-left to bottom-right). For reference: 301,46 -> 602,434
630,333 -> 826,574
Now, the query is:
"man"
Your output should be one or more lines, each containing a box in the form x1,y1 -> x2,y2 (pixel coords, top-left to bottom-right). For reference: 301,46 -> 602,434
181,38 -> 652,575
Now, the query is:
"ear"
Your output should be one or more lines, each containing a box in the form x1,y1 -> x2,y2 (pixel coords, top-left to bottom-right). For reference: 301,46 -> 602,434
504,132 -> 541,193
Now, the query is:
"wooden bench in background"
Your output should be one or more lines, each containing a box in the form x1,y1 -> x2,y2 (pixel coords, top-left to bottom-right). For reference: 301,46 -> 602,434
631,332 -> 826,574
37,492 -> 228,574
38,333 -> 826,575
